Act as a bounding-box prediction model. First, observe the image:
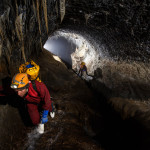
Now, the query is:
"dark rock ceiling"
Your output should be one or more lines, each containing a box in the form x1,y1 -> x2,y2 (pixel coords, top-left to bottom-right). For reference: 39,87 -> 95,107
63,0 -> 149,61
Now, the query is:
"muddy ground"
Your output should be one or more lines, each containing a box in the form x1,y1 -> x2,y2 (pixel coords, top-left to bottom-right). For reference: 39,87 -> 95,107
0,50 -> 150,150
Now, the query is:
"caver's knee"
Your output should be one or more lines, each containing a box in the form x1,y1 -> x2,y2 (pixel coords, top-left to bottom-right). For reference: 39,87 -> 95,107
31,116 -> 40,125
29,111 -> 40,125
27,104 -> 40,125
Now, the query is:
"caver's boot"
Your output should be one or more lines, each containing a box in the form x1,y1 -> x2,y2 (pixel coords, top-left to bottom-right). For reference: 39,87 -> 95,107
36,123 -> 44,134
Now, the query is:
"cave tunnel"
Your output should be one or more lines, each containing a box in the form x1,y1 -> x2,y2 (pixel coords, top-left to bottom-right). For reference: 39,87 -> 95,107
0,0 -> 150,150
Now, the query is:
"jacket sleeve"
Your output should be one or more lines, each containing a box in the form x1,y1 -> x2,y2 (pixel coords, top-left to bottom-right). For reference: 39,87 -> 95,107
36,81 -> 52,111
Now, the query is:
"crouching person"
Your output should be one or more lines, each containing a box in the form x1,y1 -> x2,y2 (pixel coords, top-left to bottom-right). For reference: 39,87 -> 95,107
10,73 -> 54,134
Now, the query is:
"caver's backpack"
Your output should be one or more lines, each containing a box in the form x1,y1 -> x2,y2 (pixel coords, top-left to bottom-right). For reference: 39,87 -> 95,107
19,60 -> 41,91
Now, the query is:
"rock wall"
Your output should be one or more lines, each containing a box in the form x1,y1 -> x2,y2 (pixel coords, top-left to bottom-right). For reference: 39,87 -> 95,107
0,0 -> 61,76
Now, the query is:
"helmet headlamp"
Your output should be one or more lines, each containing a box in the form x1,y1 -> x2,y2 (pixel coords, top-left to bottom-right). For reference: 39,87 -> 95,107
10,84 -> 18,89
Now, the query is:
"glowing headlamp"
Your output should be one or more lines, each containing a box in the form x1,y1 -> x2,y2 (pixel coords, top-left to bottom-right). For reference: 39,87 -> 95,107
10,84 -> 18,89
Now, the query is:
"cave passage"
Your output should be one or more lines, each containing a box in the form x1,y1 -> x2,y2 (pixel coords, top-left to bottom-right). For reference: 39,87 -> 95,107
0,0 -> 149,149
43,29 -> 98,75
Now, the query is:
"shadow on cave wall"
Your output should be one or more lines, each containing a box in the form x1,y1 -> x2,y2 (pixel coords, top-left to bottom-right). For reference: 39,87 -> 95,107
92,67 -> 150,101
112,81 -> 150,100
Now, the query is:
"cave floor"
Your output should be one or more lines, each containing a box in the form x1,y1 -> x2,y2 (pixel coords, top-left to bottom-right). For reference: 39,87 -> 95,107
0,50 -> 150,150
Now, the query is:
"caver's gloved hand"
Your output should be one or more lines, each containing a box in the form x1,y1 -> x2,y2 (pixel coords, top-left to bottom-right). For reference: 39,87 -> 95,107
50,102 -> 55,118
50,112 -> 55,118
41,110 -> 49,124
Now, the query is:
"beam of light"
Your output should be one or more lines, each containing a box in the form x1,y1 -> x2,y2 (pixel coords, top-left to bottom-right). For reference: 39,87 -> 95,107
53,55 -> 62,62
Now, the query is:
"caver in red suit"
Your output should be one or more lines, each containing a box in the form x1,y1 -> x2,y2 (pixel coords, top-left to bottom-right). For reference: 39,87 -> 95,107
25,80 -> 52,125
10,73 -> 53,125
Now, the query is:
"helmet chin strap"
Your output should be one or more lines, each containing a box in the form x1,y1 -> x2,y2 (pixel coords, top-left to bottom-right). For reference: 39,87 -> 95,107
24,88 -> 28,98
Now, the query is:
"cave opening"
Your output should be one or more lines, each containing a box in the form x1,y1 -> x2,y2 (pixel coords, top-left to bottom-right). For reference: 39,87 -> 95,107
44,35 -> 75,69
43,28 -> 99,76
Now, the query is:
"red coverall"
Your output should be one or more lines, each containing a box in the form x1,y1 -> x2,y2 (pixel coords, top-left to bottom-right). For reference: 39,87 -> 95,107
25,80 -> 52,125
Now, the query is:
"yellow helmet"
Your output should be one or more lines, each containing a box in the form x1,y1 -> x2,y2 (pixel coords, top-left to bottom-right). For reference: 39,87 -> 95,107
11,73 -> 29,89
81,62 -> 85,66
